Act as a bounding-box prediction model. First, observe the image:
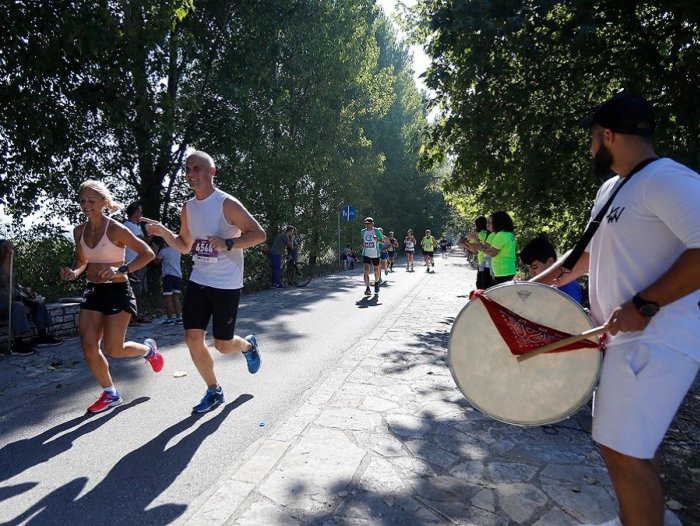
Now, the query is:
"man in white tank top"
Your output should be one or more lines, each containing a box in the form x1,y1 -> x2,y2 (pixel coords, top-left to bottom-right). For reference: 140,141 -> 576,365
143,151 -> 266,413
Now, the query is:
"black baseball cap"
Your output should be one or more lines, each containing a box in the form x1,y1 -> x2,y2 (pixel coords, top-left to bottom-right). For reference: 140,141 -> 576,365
579,93 -> 655,136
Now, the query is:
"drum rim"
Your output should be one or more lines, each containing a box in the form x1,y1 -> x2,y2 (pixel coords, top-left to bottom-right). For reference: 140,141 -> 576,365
448,281 -> 602,427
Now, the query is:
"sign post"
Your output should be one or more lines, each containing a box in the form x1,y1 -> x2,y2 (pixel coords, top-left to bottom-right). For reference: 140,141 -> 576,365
338,205 -> 356,269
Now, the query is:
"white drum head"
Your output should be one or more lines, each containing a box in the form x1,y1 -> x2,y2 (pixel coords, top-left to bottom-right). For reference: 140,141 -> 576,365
448,282 -> 601,426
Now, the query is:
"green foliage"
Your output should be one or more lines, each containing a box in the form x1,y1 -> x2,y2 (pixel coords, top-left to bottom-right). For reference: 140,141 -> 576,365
1,1 -> 444,287
406,0 -> 700,247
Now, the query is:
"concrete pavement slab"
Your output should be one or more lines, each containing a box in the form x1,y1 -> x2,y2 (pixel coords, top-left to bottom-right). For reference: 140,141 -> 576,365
179,252 -> 685,525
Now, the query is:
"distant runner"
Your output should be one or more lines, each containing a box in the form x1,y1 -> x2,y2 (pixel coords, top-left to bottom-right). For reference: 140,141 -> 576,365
421,230 -> 436,272
377,227 -> 390,280
404,229 -> 416,272
386,231 -> 399,272
439,237 -> 448,258
360,217 -> 383,295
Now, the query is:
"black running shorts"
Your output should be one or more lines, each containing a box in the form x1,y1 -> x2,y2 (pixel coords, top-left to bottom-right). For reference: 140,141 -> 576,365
492,274 -> 515,285
476,269 -> 495,290
182,281 -> 241,340
161,275 -> 182,295
363,256 -> 380,266
81,282 -> 138,316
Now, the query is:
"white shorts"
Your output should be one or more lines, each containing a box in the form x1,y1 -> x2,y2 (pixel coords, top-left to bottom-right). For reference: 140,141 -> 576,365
592,341 -> 699,459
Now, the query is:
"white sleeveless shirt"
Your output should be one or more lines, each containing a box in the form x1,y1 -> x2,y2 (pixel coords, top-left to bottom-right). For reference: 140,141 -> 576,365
361,228 -> 380,258
186,189 -> 243,289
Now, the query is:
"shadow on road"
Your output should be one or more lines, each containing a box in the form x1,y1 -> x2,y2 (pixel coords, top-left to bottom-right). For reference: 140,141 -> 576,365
0,394 -> 253,526
0,398 -> 149,485
355,296 -> 382,309
0,270 -> 361,436
380,320 -> 452,376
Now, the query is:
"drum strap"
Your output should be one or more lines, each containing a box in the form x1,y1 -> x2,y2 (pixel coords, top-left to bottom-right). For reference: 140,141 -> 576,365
561,157 -> 659,272
470,290 -> 600,355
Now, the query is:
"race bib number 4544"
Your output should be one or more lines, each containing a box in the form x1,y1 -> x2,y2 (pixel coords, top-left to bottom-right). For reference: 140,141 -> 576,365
192,239 -> 218,263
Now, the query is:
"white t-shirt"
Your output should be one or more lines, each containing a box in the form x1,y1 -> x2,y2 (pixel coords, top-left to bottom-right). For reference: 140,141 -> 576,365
123,220 -> 143,262
587,157 -> 700,361
157,246 -> 182,279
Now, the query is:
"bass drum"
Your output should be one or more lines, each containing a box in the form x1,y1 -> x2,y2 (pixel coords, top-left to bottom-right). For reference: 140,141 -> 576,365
448,282 -> 602,426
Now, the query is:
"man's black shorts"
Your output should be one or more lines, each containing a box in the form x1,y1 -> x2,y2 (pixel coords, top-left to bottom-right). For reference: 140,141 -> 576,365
363,256 -> 380,266
81,282 -> 137,316
182,281 -> 241,340
423,250 -> 434,258
162,275 -> 182,295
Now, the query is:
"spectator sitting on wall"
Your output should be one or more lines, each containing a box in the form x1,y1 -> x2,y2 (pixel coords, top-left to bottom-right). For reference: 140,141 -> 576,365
342,243 -> 356,270
0,240 -> 63,356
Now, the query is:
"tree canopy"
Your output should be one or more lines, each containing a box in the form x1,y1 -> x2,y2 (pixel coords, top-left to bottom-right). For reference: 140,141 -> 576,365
406,0 -> 700,246
1,0 -> 446,265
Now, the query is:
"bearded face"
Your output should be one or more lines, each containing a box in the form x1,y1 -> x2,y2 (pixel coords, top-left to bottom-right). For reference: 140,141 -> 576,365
592,139 -> 615,178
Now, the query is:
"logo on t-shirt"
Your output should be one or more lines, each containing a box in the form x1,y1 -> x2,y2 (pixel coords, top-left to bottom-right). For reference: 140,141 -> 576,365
606,206 -> 625,223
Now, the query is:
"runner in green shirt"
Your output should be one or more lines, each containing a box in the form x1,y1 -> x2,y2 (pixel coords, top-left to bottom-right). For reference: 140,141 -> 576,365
421,230 -> 437,273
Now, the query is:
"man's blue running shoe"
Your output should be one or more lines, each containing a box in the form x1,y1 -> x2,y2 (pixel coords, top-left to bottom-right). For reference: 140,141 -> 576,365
192,386 -> 224,414
243,335 -> 261,374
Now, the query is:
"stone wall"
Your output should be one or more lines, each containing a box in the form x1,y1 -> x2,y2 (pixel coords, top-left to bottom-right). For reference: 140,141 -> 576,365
46,302 -> 81,337
0,302 -> 80,347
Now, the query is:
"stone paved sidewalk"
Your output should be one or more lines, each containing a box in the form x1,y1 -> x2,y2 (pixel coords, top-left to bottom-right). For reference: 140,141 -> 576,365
179,254 -> 684,526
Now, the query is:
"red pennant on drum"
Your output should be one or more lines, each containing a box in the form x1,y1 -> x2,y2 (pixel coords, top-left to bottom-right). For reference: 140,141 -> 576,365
470,290 -> 599,355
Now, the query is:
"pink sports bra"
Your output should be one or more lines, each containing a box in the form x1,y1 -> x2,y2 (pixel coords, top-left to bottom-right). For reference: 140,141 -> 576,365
79,219 -> 125,264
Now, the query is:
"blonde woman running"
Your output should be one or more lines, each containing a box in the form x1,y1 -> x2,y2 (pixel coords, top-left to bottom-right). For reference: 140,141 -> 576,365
60,180 -> 162,414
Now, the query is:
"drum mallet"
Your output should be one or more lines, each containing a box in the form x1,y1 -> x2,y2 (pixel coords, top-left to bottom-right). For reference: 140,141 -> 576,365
517,325 -> 608,363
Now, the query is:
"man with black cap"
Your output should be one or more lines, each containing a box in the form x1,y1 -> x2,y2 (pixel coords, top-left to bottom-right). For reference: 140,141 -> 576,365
532,92 -> 700,526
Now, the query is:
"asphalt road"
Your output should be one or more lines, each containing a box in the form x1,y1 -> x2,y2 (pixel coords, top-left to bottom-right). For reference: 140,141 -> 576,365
0,259 -> 444,525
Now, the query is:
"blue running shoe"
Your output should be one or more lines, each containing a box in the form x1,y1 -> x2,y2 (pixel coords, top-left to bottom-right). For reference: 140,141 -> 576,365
192,386 -> 224,413
243,335 -> 261,374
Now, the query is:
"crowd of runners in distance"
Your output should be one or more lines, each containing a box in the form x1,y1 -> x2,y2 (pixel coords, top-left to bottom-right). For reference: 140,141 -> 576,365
358,217 -> 451,296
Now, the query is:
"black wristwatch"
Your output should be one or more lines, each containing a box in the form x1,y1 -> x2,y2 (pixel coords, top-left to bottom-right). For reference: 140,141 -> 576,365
225,239 -> 234,251
632,293 -> 660,317
117,264 -> 129,275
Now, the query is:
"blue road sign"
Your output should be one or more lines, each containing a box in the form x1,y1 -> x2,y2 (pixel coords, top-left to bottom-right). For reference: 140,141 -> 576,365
341,205 -> 356,221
